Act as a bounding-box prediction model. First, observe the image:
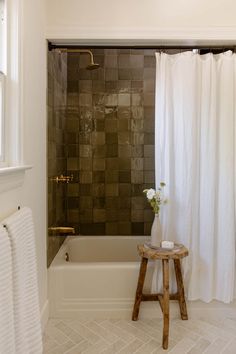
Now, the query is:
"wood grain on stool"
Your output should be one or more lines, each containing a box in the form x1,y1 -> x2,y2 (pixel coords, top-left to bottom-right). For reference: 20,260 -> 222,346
132,243 -> 189,350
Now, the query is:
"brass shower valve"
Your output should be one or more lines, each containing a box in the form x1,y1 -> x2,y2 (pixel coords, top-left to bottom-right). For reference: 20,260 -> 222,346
51,174 -> 73,184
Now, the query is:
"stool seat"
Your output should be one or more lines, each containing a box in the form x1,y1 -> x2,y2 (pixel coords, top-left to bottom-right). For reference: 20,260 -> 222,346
132,243 -> 189,350
138,243 -> 188,260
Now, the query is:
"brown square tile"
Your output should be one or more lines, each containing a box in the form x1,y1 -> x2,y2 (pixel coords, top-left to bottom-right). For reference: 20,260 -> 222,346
144,133 -> 154,144
118,222 -> 131,235
118,93 -> 130,106
131,158 -> 144,171
106,158 -> 119,170
144,209 -> 154,222
132,222 -> 144,235
131,107 -> 144,119
118,68 -> 132,80
105,119 -> 118,132
118,145 -> 131,158
118,54 -> 130,68
79,80 -> 92,93
131,210 -> 144,222
106,197 -> 119,209
78,132 -> 91,144
131,132 -> 144,145
79,93 -> 92,106
118,118 -> 130,131
106,184 -> 119,196
80,158 -> 92,171
79,209 -> 93,223
106,210 -> 118,221
79,196 -> 93,209
131,171 -> 144,184
119,158 -> 131,170
80,184 -> 92,196
119,183 -> 131,196
118,132 -> 130,145
106,144 -> 118,157
105,94 -> 118,107
105,68 -> 118,81
92,183 -> 105,197
79,171 -> 92,183
80,145 -> 92,157
93,171 -> 105,183
67,184 -> 79,197
131,145 -> 143,157
93,158 -> 105,171
92,80 -> 105,93
93,209 -> 106,222
105,55 -> 118,68
106,132 -> 118,144
131,119 -> 144,132
106,222 -> 118,235
119,171 -> 131,183
119,209 -> 130,221
131,184 -> 144,196
144,171 -> 155,183
92,132 -> 105,145
105,81 -> 118,93
105,170 -> 119,182
117,107 -> 131,119
144,55 -> 156,67
93,119 -> 105,131
130,55 -> 144,68
144,145 -> 154,157
93,145 -> 106,158
118,197 -> 131,209
131,68 -> 143,80
93,197 -> 105,208
118,80 -> 131,92
144,157 -> 154,170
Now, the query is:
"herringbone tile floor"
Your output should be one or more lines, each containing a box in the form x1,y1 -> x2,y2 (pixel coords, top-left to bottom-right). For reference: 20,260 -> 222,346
43,317 -> 236,354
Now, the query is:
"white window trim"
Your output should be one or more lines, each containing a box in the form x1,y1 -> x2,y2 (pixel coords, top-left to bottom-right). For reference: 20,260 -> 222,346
0,0 -> 32,191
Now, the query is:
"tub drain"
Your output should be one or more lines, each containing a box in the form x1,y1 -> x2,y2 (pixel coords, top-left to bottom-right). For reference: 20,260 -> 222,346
65,252 -> 69,262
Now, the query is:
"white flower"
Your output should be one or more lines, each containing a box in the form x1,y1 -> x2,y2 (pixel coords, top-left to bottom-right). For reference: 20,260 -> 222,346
146,188 -> 156,200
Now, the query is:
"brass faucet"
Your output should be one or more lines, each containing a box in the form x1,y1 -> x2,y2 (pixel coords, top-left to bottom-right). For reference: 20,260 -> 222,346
48,227 -> 75,236
51,174 -> 73,184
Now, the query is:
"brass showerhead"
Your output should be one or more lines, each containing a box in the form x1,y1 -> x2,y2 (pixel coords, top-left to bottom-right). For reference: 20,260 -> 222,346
55,48 -> 100,70
87,63 -> 100,70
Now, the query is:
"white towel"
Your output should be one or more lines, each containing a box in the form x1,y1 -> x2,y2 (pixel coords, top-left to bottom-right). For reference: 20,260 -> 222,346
0,226 -> 15,354
3,207 -> 42,354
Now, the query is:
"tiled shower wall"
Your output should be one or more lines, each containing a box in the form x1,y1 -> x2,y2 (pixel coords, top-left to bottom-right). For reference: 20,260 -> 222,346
66,49 -> 156,235
47,51 -> 67,266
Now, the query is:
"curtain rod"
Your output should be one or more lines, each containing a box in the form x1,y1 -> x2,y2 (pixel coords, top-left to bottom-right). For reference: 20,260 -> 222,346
48,42 -> 236,52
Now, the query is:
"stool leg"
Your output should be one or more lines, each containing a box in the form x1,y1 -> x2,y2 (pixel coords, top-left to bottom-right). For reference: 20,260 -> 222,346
132,257 -> 148,321
174,259 -> 188,320
162,259 -> 169,350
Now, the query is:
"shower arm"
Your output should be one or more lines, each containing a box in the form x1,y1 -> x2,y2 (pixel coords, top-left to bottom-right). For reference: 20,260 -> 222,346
55,48 -> 95,64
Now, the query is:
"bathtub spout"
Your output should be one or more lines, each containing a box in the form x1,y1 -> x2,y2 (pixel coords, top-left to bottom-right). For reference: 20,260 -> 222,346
48,227 -> 75,236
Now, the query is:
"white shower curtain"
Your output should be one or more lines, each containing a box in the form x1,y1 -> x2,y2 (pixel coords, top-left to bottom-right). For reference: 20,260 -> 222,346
154,50 -> 236,303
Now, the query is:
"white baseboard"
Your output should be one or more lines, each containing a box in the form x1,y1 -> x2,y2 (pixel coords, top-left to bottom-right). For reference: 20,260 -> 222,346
41,299 -> 49,331
49,298 -> 236,321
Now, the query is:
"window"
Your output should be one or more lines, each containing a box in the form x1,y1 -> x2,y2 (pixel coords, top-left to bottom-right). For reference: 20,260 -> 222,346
0,0 -> 6,166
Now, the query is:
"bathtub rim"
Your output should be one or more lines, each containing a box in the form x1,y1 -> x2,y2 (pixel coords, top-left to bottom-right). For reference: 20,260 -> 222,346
49,234 -> 151,268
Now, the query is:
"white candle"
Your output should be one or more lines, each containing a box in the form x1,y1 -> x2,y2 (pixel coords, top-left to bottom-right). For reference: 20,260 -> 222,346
161,241 -> 174,249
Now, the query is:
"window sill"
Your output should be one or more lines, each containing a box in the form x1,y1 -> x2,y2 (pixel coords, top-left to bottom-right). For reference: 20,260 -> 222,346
0,165 -> 32,193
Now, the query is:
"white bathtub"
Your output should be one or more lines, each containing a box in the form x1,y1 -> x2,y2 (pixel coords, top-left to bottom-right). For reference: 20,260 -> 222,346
48,235 -> 159,319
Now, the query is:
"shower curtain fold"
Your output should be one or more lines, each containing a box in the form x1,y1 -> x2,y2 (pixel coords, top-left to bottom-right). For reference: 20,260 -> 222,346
154,51 -> 236,302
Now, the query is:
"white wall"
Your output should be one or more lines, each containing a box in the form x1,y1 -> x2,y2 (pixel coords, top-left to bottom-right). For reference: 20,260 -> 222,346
0,0 -> 48,326
46,0 -> 236,43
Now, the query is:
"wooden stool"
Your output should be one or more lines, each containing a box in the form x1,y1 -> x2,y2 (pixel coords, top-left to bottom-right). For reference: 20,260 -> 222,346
132,243 -> 189,350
